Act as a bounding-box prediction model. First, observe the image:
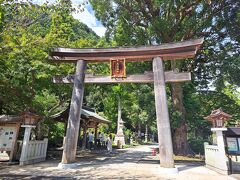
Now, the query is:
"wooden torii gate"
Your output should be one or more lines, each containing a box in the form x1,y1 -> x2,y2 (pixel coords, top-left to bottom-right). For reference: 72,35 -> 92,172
50,38 -> 204,169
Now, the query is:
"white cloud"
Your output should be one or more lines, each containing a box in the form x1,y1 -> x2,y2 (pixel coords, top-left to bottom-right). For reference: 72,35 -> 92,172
72,3 -> 106,37
91,26 -> 107,37
72,7 -> 96,27
32,0 -> 106,37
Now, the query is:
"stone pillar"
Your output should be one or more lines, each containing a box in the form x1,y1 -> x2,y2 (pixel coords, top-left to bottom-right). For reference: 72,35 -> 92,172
212,128 -> 227,154
153,57 -> 177,173
211,128 -> 228,169
20,125 -> 35,165
114,96 -> 125,146
145,124 -> 148,143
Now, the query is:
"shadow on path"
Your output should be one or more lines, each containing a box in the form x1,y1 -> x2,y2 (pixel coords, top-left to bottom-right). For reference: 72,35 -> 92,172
0,144 -> 208,179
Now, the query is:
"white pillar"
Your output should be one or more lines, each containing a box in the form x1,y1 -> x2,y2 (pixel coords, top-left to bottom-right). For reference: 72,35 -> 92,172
211,128 -> 228,171
114,96 -> 125,146
20,125 -> 35,165
145,124 -> 148,143
211,128 -> 227,154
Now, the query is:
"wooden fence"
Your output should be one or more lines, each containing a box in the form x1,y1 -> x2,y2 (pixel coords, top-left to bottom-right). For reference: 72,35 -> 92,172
19,138 -> 48,165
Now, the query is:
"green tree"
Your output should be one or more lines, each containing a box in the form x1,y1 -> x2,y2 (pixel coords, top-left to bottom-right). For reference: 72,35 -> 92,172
0,0 -> 99,143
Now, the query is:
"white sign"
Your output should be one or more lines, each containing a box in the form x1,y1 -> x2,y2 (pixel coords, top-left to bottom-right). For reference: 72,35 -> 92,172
0,126 -> 17,151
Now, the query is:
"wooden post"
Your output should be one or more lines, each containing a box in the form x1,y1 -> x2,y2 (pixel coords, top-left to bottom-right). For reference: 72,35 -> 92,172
81,123 -> 87,150
153,57 -> 175,168
77,124 -> 82,148
61,60 -> 87,164
11,123 -> 21,161
94,123 -> 98,147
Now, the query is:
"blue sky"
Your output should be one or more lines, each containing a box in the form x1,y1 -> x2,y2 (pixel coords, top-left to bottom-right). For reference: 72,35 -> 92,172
72,1 -> 106,37
32,0 -> 106,37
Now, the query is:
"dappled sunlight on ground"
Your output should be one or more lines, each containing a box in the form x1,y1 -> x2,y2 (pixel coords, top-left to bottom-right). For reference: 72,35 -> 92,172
0,144 -> 237,179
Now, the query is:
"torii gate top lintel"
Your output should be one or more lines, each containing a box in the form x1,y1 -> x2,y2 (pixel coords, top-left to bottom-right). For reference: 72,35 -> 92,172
50,38 -> 203,62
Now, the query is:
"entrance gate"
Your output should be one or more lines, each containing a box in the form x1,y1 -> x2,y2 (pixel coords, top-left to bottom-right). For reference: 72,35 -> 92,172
50,38 -> 204,169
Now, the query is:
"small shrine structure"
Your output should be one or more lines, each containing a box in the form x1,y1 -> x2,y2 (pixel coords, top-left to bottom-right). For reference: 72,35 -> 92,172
52,106 -> 111,150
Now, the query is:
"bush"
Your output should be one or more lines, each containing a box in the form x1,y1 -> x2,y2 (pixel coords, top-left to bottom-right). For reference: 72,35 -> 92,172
188,138 -> 209,155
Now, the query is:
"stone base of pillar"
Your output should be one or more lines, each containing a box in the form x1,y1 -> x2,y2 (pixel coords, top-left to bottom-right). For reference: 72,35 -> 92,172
157,167 -> 178,174
114,135 -> 125,146
58,163 -> 79,169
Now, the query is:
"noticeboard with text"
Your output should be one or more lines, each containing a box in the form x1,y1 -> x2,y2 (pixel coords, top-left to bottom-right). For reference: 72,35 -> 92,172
0,126 -> 17,151
226,137 -> 240,154
110,59 -> 126,78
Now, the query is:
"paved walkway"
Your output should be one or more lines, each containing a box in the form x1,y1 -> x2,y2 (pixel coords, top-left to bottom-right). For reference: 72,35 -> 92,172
0,144 -> 237,179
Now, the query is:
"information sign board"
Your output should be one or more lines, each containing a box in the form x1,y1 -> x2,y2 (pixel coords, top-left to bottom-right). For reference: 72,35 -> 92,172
0,126 -> 17,151
226,137 -> 239,153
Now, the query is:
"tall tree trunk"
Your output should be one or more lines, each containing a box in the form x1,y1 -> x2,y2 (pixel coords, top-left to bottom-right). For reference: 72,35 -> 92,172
117,95 -> 121,133
137,121 -> 141,142
171,82 -> 189,155
36,121 -> 44,140
0,99 -> 3,114
169,58 -> 189,155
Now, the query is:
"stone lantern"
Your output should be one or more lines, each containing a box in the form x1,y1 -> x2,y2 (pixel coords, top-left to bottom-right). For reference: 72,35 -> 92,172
204,108 -> 232,128
20,108 -> 41,126
19,108 -> 41,164
114,118 -> 125,147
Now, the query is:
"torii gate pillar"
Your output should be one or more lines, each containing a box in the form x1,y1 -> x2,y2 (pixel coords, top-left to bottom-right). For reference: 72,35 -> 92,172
153,57 -> 176,170
59,60 -> 87,167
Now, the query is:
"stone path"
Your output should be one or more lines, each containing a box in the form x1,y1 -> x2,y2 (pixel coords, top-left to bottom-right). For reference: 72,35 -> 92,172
0,144 -> 238,179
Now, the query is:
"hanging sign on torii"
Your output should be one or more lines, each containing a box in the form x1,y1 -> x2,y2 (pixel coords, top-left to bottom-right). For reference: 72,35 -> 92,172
50,38 -> 204,169
110,59 -> 126,78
